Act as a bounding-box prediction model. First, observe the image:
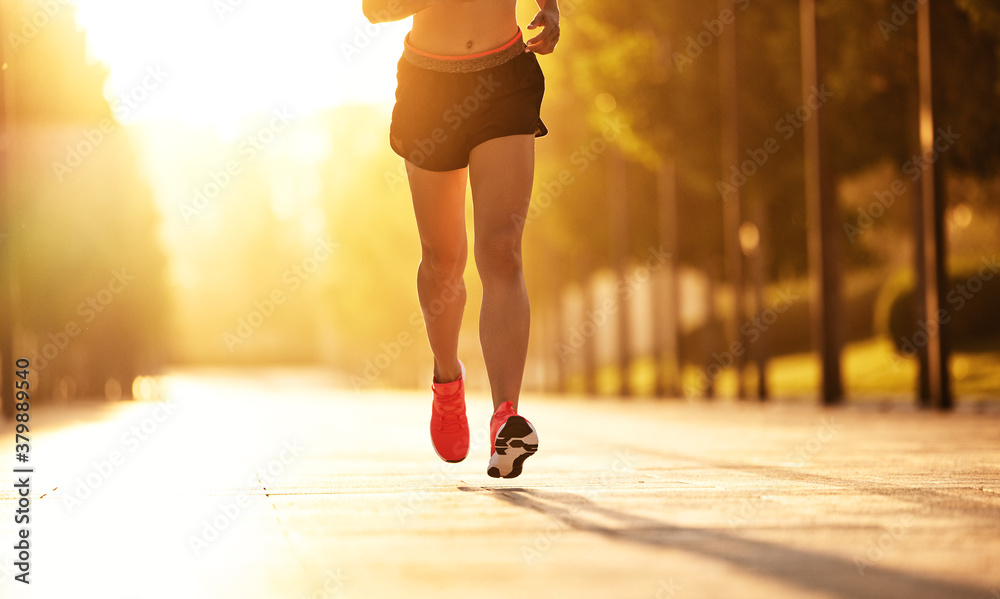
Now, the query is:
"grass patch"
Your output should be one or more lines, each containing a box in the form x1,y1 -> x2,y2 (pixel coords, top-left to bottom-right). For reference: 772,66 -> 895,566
563,336 -> 1000,405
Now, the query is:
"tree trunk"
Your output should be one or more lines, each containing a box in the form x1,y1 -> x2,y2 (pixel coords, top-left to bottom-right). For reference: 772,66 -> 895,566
800,0 -> 844,405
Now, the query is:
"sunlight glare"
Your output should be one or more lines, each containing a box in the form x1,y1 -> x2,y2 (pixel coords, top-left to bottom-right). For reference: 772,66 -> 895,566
73,0 -> 410,132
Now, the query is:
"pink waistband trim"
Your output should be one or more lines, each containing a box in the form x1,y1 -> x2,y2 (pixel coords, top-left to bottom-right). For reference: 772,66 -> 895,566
403,28 -> 525,73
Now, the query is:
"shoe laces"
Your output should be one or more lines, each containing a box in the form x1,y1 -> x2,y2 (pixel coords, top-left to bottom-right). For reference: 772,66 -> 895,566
433,391 -> 466,432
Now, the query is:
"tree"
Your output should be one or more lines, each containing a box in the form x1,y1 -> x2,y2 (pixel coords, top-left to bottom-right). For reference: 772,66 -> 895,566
5,0 -> 170,401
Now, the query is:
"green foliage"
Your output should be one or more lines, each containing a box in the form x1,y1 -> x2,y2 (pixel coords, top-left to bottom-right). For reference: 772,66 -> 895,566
880,257 -> 1000,353
4,0 -> 111,124
7,1 -> 170,399
931,0 -> 1000,177
317,105 -> 430,387
681,272 -> 884,362
532,0 -> 1000,285
956,0 -> 1000,36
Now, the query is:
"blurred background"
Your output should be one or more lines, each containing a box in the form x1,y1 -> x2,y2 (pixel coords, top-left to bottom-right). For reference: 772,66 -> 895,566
1,0 -> 999,412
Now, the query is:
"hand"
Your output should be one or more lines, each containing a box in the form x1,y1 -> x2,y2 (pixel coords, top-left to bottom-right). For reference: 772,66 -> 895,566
525,8 -> 559,54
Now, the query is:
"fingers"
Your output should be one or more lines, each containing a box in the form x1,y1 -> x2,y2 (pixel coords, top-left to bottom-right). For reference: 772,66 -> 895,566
525,12 -> 559,54
525,29 -> 559,54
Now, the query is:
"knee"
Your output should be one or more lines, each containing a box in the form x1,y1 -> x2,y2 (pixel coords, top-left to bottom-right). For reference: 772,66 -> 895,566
421,245 -> 466,282
475,231 -> 522,278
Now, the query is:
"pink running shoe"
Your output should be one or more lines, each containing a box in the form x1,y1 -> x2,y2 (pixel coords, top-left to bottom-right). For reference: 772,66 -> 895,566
430,361 -> 469,463
488,401 -> 538,479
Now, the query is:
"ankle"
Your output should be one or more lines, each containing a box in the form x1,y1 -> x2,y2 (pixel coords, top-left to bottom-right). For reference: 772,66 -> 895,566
493,400 -> 517,415
433,360 -> 463,384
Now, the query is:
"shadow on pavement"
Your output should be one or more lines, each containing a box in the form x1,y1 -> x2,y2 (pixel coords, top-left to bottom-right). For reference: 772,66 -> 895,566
458,486 -> 989,599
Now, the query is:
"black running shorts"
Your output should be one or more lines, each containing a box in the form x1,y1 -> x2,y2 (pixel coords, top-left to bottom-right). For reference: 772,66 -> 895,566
389,30 -> 547,172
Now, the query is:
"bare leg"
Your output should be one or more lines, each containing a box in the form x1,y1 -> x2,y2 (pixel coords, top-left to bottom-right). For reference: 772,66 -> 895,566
468,135 -> 534,412
406,161 -> 469,383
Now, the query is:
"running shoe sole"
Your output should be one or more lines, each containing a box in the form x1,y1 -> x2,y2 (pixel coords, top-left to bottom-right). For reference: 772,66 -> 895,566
487,416 -> 538,479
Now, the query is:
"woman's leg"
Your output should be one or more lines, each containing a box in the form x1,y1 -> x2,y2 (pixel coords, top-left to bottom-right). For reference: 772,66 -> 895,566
406,161 -> 469,383
468,135 -> 535,412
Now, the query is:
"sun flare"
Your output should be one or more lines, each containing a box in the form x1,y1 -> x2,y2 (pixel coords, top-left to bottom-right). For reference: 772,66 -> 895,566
71,0 -> 410,132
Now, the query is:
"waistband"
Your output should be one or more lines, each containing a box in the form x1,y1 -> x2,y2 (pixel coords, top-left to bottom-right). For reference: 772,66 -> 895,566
403,28 -> 526,73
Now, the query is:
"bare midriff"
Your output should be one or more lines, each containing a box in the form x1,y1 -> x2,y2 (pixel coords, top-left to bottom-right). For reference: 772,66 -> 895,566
410,0 -> 520,56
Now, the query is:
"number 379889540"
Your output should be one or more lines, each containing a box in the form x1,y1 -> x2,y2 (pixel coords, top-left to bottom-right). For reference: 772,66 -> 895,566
14,358 -> 30,449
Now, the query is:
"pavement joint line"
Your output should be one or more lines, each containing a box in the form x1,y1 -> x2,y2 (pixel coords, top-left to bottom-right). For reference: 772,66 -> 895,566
461,485 -> 995,599
254,471 -> 312,580
603,442 -> 1000,519
2,376 -> 998,597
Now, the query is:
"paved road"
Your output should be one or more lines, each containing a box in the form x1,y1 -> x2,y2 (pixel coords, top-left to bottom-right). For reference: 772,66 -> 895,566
1,369 -> 999,598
